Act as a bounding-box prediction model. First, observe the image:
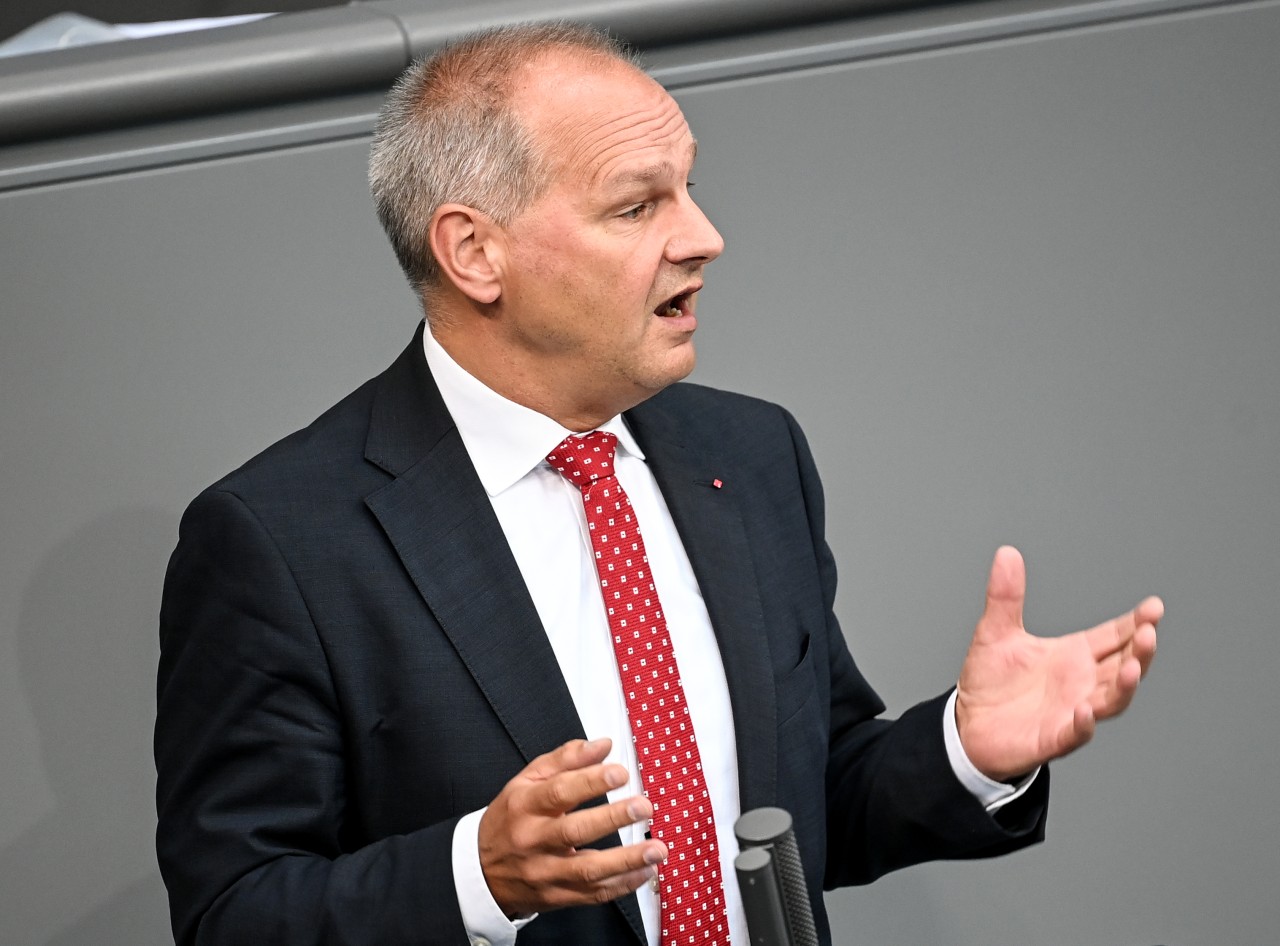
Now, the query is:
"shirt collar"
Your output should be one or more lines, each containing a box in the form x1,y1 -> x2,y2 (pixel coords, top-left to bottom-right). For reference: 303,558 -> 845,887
422,325 -> 645,497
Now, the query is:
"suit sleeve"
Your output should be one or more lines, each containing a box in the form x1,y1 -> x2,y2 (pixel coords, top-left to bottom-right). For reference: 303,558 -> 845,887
155,488 -> 469,946
776,410 -> 1049,890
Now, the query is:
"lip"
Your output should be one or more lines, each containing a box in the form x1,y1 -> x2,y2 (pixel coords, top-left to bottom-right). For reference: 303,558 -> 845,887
653,281 -> 704,321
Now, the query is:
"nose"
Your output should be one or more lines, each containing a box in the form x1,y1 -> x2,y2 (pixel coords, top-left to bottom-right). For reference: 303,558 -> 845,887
667,191 -> 725,266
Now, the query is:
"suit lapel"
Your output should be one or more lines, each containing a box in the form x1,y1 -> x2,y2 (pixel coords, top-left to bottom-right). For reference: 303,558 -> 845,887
362,326 -> 586,764
361,327 -> 645,943
627,398 -> 779,814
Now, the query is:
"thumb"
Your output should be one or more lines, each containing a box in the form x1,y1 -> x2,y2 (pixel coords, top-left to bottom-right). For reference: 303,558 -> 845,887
979,545 -> 1026,640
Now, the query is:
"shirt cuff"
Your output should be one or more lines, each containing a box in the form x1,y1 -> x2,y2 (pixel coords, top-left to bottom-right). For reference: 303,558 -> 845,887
942,689 -> 1040,813
452,807 -> 537,946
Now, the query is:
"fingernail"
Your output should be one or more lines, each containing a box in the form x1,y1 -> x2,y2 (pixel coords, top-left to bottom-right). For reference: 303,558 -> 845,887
627,800 -> 650,821
585,737 -> 610,752
644,845 -> 666,865
604,766 -> 626,788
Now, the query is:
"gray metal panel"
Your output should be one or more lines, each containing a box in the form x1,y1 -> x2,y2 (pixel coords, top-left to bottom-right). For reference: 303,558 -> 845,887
382,0 -> 917,50
0,0 -> 931,146
0,0 -> 1245,192
0,7 -> 408,144
647,0 -> 1245,88
0,90 -> 387,192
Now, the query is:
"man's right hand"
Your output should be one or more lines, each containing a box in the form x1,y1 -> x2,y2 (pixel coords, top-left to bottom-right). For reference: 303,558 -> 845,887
477,738 -> 667,917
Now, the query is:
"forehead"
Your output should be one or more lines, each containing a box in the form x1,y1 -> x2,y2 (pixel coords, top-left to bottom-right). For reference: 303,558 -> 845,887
514,52 -> 696,189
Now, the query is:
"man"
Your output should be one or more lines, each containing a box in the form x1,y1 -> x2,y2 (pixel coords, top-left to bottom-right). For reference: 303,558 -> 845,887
155,23 -> 1160,946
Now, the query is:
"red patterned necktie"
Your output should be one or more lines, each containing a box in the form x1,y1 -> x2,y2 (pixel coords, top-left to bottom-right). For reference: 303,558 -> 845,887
546,431 -> 728,946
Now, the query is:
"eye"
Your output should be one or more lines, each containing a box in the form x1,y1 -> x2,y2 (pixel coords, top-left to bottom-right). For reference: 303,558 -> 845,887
620,202 -> 653,220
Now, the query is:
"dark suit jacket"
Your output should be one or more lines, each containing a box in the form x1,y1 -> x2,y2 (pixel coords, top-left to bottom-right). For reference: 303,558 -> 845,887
156,324 -> 1047,946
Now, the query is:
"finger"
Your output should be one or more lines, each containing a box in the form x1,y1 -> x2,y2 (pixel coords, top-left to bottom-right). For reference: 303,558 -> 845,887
1135,595 -> 1165,628
1131,597 -> 1160,678
530,761 -> 631,817
1072,702 -> 1097,749
592,865 -> 660,904
979,546 -> 1026,640
575,863 -> 660,907
546,843 -> 667,908
1044,701 -> 1096,762
1087,652 -> 1143,721
496,839 -> 666,914
1118,654 -> 1143,694
522,737 -> 613,784
571,839 -> 668,886
557,795 -> 654,850
1085,595 -> 1163,662
1084,611 -> 1138,662
1132,621 -> 1157,678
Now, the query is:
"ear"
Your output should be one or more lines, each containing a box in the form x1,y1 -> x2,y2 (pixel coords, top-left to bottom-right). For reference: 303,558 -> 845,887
428,203 -> 505,304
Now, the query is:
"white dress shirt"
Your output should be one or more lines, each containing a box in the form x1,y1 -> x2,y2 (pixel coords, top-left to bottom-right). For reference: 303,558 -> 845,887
422,328 -> 1033,946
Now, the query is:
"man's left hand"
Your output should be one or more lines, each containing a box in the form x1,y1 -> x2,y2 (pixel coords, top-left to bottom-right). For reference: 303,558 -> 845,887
955,546 -> 1161,782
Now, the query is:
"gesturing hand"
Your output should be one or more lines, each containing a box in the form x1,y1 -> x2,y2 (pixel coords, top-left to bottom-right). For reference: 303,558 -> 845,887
955,546 -> 1162,782
477,738 -> 667,918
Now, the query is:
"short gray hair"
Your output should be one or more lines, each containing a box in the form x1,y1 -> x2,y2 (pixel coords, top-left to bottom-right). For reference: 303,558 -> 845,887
368,23 -> 641,302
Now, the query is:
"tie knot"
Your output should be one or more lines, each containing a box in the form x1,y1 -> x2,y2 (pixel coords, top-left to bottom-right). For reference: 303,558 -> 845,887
546,431 -> 618,488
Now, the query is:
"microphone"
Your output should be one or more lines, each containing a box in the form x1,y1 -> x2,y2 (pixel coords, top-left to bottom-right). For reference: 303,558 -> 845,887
734,807 -> 818,946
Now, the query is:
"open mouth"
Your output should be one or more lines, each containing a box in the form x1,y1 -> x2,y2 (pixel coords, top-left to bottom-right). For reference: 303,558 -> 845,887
654,289 -> 694,318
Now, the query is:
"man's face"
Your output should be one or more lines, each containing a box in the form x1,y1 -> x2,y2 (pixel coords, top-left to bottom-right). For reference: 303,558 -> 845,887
494,54 -> 724,424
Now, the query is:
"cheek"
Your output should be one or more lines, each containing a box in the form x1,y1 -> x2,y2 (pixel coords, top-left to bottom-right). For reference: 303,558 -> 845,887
508,251 -> 584,319
511,227 -> 659,324
574,260 -> 651,325
509,221 -> 579,283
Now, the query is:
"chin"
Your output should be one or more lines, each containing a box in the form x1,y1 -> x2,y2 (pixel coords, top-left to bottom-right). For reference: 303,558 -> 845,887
650,350 -> 697,393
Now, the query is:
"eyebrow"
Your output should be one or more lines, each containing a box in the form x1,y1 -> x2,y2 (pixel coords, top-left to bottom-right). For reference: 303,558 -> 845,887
604,139 -> 699,193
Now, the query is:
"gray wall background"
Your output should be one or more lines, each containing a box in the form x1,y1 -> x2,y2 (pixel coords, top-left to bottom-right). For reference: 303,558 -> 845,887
1,1 -> 1277,943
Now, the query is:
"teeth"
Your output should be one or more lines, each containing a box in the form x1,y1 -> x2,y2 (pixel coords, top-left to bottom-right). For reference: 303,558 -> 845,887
656,290 -> 694,317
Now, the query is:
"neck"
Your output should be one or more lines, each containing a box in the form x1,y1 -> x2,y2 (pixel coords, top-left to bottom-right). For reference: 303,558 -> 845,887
428,317 -> 628,432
